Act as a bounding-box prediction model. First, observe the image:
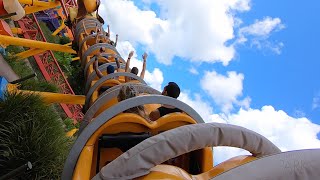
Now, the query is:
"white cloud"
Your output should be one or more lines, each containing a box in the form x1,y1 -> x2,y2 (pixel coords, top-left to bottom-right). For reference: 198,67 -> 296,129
239,17 -> 285,38
210,106 -> 320,163
251,40 -> 284,55
116,40 -> 136,59
179,92 -> 320,164
188,67 -> 199,75
200,71 -> 249,112
312,93 -> 320,110
144,68 -> 163,91
235,96 -> 251,109
293,109 -> 306,118
237,17 -> 285,54
116,41 -> 164,90
178,92 -> 214,120
100,0 -> 254,65
99,0 -> 166,45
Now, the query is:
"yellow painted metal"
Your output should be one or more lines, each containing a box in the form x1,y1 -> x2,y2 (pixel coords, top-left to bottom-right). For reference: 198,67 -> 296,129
6,83 -> 19,92
16,43 -> 73,60
93,95 -> 160,119
137,165 -> 190,180
193,155 -> 257,179
137,171 -> 185,180
73,146 -> 94,180
19,0 -> 52,6
23,1 -> 61,14
83,0 -> 98,13
6,84 -> 85,104
10,28 -> 23,34
66,129 -> 78,137
13,90 -> 85,105
86,113 -> 197,145
72,57 -> 80,61
73,113 -> 197,179
90,79 -> 121,106
64,42 -> 72,46
52,22 -> 66,36
16,48 -> 45,60
137,156 -> 256,180
201,147 -> 214,172
93,97 -> 118,117
0,35 -> 76,54
73,147 -> 123,180
96,148 -> 123,175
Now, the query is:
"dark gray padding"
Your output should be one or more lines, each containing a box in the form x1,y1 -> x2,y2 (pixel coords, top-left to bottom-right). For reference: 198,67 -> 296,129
96,62 -> 126,72
83,72 -> 147,110
76,24 -> 103,43
75,18 -> 102,41
82,83 -> 148,114
83,55 -> 113,78
99,83 -> 157,101
84,72 -> 146,94
94,83 -> 127,96
79,34 -> 109,52
81,43 -> 120,67
212,149 -> 320,180
85,62 -> 126,90
76,18 -> 101,35
79,84 -> 161,132
76,20 -> 100,30
83,54 -> 125,78
85,63 -> 126,89
92,123 -> 281,180
61,95 -> 205,180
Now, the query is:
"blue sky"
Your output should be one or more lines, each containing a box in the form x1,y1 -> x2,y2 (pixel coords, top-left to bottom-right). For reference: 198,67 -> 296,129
100,0 -> 320,161
132,0 -> 320,122
237,0 -> 320,123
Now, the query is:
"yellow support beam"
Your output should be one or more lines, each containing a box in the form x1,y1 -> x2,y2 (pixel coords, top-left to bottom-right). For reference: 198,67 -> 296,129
16,48 -> 45,60
0,35 -> 76,54
52,22 -> 66,36
66,129 -> 79,137
16,90 -> 85,105
19,0 -> 52,6
16,43 -> 73,60
7,84 -> 85,105
72,57 -> 80,61
22,1 -> 61,14
64,42 -> 72,46
10,28 -> 23,35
